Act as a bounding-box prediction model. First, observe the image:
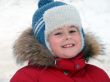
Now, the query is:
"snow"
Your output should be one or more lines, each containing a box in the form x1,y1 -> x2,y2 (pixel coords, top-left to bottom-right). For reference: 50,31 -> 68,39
0,0 -> 110,82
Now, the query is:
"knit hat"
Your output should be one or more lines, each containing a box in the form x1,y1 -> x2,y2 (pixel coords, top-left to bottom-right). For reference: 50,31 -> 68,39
32,0 -> 85,52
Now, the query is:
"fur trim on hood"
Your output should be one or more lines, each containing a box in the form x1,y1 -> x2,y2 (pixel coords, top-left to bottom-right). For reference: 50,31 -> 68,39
13,28 -> 104,67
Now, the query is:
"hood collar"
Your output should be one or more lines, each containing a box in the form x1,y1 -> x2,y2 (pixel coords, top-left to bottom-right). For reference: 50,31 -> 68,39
55,52 -> 85,74
13,28 -> 104,67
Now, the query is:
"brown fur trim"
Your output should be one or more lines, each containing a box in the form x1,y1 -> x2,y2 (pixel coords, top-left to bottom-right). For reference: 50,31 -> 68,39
13,28 -> 104,66
13,28 -> 54,67
84,32 -> 104,61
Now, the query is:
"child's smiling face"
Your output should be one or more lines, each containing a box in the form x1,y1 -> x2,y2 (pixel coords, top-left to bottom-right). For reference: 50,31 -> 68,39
48,25 -> 82,58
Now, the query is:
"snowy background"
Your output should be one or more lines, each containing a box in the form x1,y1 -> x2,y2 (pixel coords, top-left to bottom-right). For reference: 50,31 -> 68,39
0,0 -> 110,82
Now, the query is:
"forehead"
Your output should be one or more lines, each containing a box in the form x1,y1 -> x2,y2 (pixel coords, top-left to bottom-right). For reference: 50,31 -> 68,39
54,25 -> 78,31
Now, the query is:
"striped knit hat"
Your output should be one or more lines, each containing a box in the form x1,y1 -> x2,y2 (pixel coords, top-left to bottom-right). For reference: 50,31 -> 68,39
32,0 -> 84,52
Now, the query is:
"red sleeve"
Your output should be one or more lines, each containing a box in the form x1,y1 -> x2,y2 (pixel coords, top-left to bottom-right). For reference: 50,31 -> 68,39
10,66 -> 39,82
87,64 -> 110,82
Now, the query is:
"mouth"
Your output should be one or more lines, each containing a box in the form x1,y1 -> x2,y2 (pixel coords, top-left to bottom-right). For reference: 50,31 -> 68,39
62,43 -> 75,48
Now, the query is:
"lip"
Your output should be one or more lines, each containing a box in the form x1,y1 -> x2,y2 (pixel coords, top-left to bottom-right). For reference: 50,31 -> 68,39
62,43 -> 75,48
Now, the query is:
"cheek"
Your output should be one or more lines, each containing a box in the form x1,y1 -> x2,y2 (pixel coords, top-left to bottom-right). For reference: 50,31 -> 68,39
73,34 -> 82,47
76,36 -> 82,43
76,35 -> 82,49
48,38 -> 62,56
48,37 -> 61,50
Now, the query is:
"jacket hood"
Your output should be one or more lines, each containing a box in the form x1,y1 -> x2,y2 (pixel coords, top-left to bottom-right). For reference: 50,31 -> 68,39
13,28 -> 104,67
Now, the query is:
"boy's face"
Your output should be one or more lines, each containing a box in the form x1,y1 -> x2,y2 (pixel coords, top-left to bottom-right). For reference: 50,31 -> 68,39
48,25 -> 82,58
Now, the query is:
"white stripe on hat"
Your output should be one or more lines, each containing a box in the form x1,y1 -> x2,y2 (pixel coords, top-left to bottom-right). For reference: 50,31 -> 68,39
34,17 -> 45,36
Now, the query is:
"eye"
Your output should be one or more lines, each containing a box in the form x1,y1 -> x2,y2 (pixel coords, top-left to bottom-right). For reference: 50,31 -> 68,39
54,32 -> 62,35
69,30 -> 77,33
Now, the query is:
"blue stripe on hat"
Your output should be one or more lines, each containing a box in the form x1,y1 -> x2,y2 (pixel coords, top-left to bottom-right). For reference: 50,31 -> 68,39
34,22 -> 46,47
33,17 -> 46,47
33,17 -> 43,31
34,18 -> 44,34
34,21 -> 44,35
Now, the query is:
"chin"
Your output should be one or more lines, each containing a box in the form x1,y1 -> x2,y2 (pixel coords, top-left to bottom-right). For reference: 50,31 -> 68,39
62,53 -> 77,58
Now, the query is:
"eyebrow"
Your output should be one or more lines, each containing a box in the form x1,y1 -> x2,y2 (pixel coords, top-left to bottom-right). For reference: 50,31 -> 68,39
55,25 -> 77,31
70,25 -> 76,28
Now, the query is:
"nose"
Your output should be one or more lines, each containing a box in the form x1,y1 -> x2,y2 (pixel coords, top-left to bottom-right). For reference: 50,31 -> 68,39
64,33 -> 72,40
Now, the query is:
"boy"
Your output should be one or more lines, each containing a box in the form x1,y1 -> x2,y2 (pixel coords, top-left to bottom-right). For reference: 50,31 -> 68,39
10,0 -> 110,82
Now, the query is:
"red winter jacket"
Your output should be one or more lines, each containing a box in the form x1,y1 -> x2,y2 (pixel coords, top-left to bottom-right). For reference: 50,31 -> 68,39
10,54 -> 110,82
10,29 -> 110,82
10,65 -> 110,82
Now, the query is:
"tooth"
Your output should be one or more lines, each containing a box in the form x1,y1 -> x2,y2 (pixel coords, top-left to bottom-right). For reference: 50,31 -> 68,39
64,44 -> 72,47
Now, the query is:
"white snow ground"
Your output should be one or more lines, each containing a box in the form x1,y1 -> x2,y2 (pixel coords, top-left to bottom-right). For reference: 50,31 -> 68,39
0,0 -> 110,82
